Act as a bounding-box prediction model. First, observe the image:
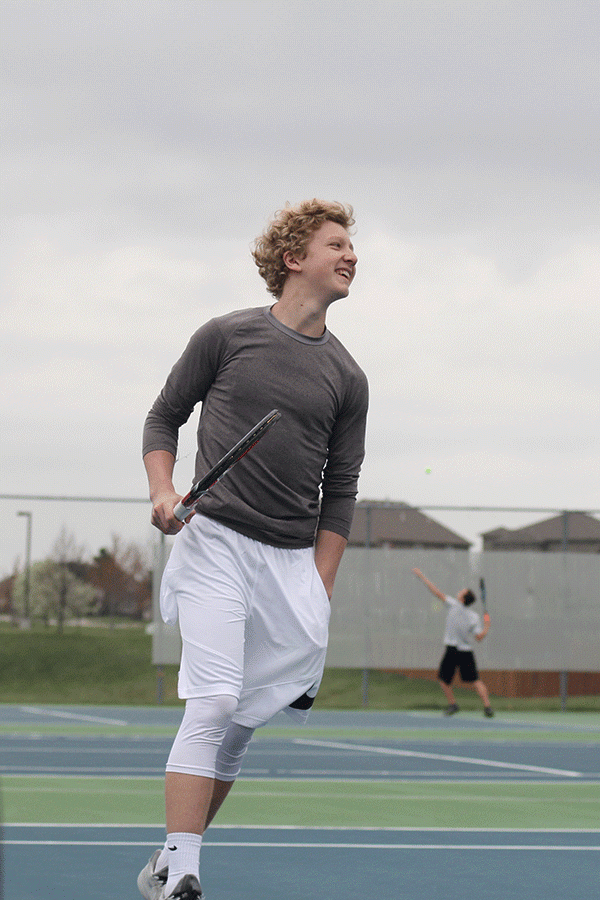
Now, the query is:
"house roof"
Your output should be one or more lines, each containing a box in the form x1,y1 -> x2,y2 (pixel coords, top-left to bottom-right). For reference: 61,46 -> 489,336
481,512 -> 600,547
348,501 -> 471,548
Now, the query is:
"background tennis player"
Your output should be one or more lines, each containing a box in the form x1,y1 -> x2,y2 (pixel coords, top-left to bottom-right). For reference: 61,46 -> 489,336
412,568 -> 494,718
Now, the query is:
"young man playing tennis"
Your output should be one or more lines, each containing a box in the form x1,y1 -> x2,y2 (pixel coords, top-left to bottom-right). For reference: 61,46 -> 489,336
412,568 -> 494,718
139,200 -> 368,900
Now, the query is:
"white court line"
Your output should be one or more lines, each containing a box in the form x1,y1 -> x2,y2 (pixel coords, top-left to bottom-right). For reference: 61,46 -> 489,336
3,839 -> 598,851
8,824 -> 600,832
294,739 -> 582,778
403,711 -> 600,731
1,767 -> 165,774
1,746 -> 167,755
20,706 -> 128,726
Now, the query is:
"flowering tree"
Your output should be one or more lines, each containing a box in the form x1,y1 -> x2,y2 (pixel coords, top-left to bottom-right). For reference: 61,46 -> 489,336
10,528 -> 152,626
11,558 -> 98,628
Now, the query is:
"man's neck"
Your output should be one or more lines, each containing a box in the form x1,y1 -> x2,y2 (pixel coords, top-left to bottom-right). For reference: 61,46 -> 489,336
270,292 -> 331,338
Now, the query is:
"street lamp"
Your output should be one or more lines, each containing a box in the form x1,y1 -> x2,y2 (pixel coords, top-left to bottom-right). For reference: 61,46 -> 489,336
17,511 -> 32,627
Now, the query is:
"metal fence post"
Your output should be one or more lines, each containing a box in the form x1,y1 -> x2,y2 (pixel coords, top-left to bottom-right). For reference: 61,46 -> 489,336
362,504 -> 372,707
560,511 -> 569,712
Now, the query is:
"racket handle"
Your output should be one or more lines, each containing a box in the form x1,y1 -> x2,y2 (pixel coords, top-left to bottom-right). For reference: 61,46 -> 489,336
173,500 -> 190,522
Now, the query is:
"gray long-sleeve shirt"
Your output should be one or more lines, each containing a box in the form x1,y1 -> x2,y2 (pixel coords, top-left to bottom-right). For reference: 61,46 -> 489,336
143,306 -> 368,548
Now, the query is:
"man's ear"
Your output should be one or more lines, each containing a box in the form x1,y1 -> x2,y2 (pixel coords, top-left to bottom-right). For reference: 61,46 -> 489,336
282,250 -> 302,273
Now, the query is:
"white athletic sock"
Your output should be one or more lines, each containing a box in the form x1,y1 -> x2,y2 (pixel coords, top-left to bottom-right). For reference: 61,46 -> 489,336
155,843 -> 169,873
164,832 -> 202,895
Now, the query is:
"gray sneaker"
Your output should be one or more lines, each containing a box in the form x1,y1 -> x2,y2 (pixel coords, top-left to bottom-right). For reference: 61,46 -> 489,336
444,703 -> 459,716
137,850 -> 168,900
159,874 -> 205,899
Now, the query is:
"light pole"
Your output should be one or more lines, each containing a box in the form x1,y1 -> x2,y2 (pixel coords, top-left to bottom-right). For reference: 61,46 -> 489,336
17,511 -> 32,627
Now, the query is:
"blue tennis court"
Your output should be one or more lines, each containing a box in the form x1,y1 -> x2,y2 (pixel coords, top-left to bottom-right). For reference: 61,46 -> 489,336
1,705 -> 599,899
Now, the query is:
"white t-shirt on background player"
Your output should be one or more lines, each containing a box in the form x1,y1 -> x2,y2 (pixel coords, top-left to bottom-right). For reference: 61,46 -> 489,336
442,596 -> 483,651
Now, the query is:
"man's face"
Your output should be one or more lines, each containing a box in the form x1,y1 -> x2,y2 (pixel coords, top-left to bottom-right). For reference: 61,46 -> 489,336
295,220 -> 357,302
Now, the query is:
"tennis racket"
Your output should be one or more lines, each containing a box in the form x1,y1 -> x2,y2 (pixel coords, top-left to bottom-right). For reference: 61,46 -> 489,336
173,409 -> 281,522
479,577 -> 490,621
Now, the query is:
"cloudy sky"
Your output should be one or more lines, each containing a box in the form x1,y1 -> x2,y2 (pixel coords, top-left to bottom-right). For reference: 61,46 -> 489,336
2,0 -> 599,577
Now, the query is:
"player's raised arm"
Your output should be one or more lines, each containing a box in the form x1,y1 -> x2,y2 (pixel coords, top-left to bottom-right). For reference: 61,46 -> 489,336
412,568 -> 447,602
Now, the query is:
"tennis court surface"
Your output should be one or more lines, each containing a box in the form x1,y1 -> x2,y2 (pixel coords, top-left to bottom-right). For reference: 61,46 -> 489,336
1,705 -> 599,899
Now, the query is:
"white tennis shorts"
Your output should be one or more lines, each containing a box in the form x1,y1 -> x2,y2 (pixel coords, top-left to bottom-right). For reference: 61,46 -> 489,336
160,514 -> 331,728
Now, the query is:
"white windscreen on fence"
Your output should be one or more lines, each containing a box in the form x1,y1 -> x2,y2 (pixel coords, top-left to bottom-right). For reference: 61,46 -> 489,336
327,548 -> 600,671
151,544 -> 599,671
151,536 -> 181,666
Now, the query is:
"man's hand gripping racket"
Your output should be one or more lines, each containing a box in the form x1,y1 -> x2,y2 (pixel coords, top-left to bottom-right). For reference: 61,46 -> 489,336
173,409 -> 281,522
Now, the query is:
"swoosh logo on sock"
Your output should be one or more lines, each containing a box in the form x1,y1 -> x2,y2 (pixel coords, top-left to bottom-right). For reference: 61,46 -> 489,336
168,844 -> 177,851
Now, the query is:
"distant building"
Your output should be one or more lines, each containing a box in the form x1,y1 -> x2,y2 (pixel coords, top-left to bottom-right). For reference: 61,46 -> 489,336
348,501 -> 471,549
482,511 -> 600,553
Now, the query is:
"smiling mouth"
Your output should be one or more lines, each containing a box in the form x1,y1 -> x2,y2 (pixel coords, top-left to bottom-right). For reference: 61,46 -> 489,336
336,269 -> 352,281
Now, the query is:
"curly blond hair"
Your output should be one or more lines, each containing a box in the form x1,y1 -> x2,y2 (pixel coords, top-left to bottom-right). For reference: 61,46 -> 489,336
251,199 -> 355,299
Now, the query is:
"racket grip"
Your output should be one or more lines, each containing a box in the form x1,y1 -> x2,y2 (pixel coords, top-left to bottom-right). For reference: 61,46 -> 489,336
173,500 -> 190,522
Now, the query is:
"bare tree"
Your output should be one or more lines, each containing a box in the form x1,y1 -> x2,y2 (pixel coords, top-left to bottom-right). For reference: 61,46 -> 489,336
90,534 -> 152,620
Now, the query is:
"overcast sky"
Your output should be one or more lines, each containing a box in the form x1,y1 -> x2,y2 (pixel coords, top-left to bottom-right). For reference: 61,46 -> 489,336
2,0 -> 599,577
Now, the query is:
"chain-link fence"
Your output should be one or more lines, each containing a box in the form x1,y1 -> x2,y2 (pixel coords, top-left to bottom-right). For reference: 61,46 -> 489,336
4,496 -> 599,706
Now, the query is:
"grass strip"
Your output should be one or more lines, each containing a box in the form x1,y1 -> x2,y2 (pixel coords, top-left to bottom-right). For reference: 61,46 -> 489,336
1,623 -> 598,711
3,776 -> 599,830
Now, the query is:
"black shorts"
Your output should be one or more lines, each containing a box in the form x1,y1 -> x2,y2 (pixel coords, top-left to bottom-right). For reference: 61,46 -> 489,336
438,645 -> 479,685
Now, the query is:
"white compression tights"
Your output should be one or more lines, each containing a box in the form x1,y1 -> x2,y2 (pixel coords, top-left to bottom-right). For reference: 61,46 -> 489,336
166,696 -> 255,781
